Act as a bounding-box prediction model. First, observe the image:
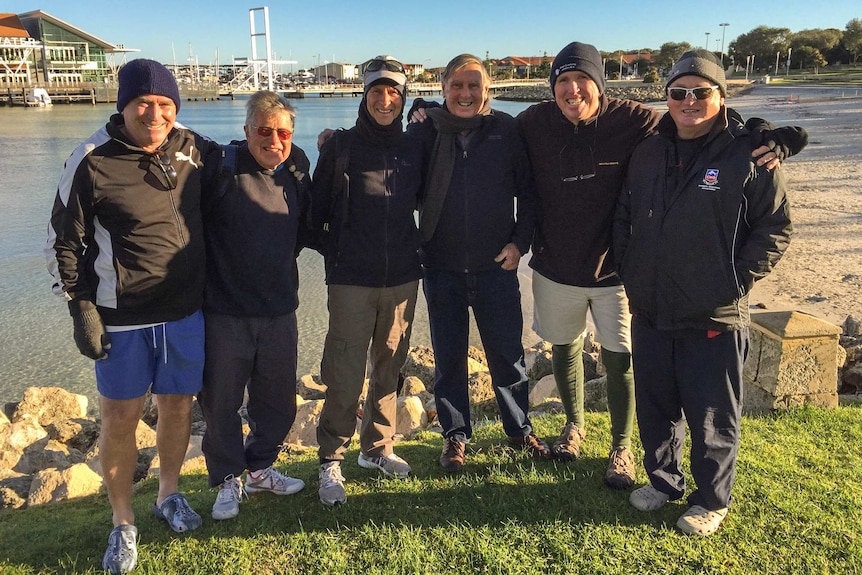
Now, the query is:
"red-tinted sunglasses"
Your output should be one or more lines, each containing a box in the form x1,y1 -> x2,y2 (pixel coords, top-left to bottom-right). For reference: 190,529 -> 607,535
249,125 -> 293,140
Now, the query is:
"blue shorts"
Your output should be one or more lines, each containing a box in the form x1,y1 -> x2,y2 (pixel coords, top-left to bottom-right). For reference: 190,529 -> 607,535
95,311 -> 205,400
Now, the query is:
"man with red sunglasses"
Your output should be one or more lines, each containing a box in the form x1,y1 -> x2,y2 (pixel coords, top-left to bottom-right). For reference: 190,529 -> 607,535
198,90 -> 313,521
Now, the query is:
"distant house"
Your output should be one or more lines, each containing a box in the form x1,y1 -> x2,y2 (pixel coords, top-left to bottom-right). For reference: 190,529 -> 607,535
0,10 -> 136,86
312,62 -> 358,83
494,56 -> 547,79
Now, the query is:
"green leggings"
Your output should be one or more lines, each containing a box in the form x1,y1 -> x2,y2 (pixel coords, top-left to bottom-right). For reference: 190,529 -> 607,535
552,338 -> 634,448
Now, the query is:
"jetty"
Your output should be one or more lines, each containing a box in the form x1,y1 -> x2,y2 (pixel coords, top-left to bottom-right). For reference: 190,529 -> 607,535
2,82 -> 220,107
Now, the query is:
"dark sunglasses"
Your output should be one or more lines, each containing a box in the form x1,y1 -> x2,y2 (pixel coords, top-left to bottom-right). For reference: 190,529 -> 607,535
157,153 -> 177,190
667,85 -> 719,101
250,125 -> 293,140
365,58 -> 405,74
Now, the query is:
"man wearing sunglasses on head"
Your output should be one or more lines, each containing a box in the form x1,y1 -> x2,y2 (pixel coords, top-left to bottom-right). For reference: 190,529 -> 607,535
516,42 -> 806,490
615,50 -> 792,536
197,91 -> 313,520
46,59 -> 220,574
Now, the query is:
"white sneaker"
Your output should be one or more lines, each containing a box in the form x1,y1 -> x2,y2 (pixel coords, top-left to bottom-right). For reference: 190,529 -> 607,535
357,452 -> 411,479
318,461 -> 347,506
245,466 -> 305,495
676,505 -> 729,536
629,485 -> 671,511
212,475 -> 245,520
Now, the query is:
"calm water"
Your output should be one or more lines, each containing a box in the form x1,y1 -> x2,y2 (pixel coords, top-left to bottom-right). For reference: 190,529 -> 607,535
0,95 -> 536,411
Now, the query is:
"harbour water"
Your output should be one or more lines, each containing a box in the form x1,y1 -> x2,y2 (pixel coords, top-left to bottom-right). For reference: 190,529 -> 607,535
0,95 -> 537,411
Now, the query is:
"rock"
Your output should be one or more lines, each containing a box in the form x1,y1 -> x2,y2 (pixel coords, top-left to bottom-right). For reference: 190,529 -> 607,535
0,487 -> 25,510
285,399 -> 324,448
27,463 -> 103,506
467,356 -> 489,375
395,396 -> 427,437
16,438 -> 84,474
141,394 -> 203,427
12,387 -> 87,427
424,396 -> 438,424
46,418 -> 100,453
468,372 -> 496,405
525,345 -> 553,381
0,472 -> 32,509
402,346 -> 436,390
400,376 -> 426,397
148,435 -> 205,477
529,374 -> 560,406
841,364 -> 862,394
0,410 -> 9,427
584,376 -> 609,411
298,374 -> 327,400
467,346 -> 487,366
134,419 -> 158,450
0,414 -> 48,472
843,315 -> 862,337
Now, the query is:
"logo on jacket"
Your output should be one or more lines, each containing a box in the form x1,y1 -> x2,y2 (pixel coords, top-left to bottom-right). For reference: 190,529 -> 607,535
174,146 -> 202,168
699,168 -> 721,191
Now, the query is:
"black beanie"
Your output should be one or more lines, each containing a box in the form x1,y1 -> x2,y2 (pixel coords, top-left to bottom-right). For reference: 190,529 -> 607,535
116,59 -> 181,112
550,42 -> 605,94
666,50 -> 727,96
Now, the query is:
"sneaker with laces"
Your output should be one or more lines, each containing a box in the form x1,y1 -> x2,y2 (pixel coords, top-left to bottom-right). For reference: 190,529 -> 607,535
676,505 -> 729,536
629,485 -> 671,511
318,461 -> 347,506
152,492 -> 202,533
604,446 -> 636,489
551,422 -> 586,461
508,432 -> 552,459
357,452 -> 412,478
212,475 -> 246,520
245,465 -> 305,495
439,436 -> 466,473
102,525 -> 137,574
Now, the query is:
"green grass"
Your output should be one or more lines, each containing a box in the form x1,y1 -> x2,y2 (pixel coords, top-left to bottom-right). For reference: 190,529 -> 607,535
1,406 -> 861,574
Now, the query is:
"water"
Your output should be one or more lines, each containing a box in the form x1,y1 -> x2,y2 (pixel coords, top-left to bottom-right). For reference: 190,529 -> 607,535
0,95 -> 536,411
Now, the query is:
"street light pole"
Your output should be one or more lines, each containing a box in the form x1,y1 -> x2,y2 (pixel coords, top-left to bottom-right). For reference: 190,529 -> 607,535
719,23 -> 730,66
705,32 -> 711,50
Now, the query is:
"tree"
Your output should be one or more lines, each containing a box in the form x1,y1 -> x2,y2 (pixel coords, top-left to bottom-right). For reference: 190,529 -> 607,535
845,18 -> 862,64
728,26 -> 792,71
642,67 -> 660,84
793,46 -> 827,73
655,42 -> 691,71
791,28 -> 842,53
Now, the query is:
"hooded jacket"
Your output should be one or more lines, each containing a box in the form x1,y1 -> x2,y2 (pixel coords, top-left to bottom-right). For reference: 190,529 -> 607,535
614,107 -> 792,332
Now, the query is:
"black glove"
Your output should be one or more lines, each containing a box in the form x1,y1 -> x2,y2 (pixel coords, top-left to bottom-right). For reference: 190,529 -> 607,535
406,97 -> 441,122
69,299 -> 110,360
747,119 -> 809,162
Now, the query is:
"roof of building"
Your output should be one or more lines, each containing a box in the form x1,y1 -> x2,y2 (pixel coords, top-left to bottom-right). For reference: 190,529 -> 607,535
16,9 -> 137,52
0,13 -> 29,38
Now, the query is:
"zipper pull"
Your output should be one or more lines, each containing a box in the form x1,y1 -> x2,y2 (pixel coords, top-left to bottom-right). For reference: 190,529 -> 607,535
648,209 -> 653,218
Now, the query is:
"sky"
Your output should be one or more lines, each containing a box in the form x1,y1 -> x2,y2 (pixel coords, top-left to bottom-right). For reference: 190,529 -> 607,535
5,1 -> 860,69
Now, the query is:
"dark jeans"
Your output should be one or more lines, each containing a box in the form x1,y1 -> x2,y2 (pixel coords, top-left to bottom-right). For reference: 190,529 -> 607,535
199,312 -> 298,487
423,266 -> 532,442
631,315 -> 747,510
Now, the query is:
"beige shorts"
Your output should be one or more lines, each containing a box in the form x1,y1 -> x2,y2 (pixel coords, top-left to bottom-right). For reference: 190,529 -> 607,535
531,270 -> 632,353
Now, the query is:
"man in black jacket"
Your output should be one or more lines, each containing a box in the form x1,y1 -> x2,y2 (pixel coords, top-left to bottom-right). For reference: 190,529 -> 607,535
615,50 -> 792,536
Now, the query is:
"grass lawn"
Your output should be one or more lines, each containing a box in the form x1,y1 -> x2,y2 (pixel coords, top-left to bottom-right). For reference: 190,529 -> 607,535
0,406 -> 860,574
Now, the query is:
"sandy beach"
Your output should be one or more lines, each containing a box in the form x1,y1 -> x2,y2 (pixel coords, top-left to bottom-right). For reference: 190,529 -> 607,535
718,84 -> 862,327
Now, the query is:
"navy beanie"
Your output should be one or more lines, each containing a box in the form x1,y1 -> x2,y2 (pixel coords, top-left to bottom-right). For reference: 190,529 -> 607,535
116,59 -> 181,112
666,49 -> 727,96
550,42 -> 605,94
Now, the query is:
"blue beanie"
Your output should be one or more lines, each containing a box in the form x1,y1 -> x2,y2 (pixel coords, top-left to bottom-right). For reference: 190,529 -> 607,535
116,59 -> 181,112
550,42 -> 605,94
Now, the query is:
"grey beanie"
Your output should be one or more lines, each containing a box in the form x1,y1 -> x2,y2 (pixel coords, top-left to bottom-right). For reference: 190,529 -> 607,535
666,49 -> 727,96
550,42 -> 605,94
363,55 -> 407,96
116,59 -> 181,112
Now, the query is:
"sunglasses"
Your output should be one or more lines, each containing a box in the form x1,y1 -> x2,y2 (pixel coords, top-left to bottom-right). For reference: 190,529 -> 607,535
365,58 -> 405,74
667,85 -> 720,101
157,153 -> 177,190
250,125 -> 293,140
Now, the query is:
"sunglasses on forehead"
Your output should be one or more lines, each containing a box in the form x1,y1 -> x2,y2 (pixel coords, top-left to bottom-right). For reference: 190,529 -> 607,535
365,59 -> 405,74
667,85 -> 720,101
249,125 -> 293,140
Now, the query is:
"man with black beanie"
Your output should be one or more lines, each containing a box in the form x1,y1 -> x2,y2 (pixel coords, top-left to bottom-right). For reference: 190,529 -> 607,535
517,42 -> 807,491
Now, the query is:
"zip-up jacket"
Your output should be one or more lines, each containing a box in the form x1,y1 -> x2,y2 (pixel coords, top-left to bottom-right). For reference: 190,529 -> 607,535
409,109 -> 535,273
202,142 -> 312,316
311,127 -> 423,287
46,114 -> 217,326
614,107 -> 792,332
518,97 -> 658,286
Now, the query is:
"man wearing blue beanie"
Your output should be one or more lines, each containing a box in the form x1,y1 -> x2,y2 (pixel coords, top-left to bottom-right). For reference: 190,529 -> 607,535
47,58 -> 218,573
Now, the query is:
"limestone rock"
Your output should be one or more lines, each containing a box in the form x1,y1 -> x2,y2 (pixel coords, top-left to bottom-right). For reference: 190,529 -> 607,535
148,435 -> 205,477
134,419 -> 158,450
12,387 -> 87,427
585,376 -> 609,411
0,410 -> 9,427
0,472 -> 32,509
16,438 -> 84,474
298,374 -> 327,400
0,487 -> 25,510
395,396 -> 427,437
468,372 -> 496,405
402,346 -> 436,390
0,414 -> 48,472
285,399 -> 324,448
27,463 -> 103,506
525,345 -> 553,382
843,315 -> 862,337
467,346 -> 487,367
400,376 -> 426,397
46,417 -> 100,453
529,374 -> 560,406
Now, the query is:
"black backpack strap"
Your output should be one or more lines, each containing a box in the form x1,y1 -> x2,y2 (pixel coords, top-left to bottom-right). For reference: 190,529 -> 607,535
216,144 -> 239,200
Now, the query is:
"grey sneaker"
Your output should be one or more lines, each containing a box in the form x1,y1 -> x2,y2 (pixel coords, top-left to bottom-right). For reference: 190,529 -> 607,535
245,466 -> 305,495
629,485 -> 671,511
212,475 -> 246,520
357,452 -> 411,479
102,525 -> 137,574
318,461 -> 347,506
152,492 -> 202,533
604,446 -> 636,489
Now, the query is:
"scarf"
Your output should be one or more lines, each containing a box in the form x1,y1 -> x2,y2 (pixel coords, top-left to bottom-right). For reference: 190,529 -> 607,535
419,100 -> 492,243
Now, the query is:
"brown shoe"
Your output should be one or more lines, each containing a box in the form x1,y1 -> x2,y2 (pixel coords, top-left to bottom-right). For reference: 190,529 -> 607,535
551,422 -> 586,461
604,446 -> 636,489
508,432 -> 552,459
439,436 -> 466,473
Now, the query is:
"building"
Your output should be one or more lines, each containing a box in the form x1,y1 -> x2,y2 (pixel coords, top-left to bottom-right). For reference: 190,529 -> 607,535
312,62 -> 358,84
0,10 -> 136,87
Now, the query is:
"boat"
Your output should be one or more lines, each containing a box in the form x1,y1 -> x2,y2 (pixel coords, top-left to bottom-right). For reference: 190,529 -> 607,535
25,88 -> 52,107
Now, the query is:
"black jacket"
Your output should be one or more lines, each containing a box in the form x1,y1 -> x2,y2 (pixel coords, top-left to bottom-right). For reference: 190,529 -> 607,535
614,108 -> 792,332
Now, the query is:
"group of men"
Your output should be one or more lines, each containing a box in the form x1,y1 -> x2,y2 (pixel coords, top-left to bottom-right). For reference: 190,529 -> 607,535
46,41 -> 803,573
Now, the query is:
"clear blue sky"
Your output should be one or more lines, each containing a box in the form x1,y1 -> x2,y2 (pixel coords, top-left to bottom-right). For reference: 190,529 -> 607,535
6,1 -> 859,69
